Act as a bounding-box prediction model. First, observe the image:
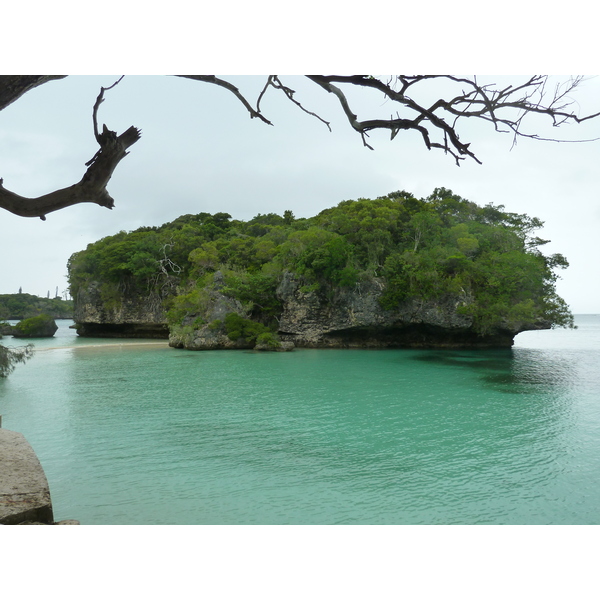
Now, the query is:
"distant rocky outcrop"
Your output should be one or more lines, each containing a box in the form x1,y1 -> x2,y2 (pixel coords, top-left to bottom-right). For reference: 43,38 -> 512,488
12,314 -> 58,338
0,322 -> 14,336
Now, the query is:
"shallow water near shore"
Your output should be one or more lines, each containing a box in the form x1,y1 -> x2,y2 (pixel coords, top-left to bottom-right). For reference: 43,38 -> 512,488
2,317 -> 600,524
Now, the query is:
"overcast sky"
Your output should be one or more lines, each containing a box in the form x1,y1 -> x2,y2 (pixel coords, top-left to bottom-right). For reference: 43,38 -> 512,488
1,73 -> 599,312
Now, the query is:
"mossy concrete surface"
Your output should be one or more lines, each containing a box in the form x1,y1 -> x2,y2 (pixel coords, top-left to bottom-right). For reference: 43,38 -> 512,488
0,428 -> 54,525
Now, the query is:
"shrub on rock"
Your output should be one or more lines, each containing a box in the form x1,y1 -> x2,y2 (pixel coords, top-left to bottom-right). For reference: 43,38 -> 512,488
13,314 -> 58,338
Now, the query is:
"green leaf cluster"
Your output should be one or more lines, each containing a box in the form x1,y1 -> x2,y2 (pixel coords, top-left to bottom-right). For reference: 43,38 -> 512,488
165,287 -> 211,327
68,212 -> 235,297
223,313 -> 277,345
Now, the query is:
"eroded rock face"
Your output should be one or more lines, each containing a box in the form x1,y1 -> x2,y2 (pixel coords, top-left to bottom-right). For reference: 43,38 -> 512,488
74,282 -> 169,338
168,275 -> 250,350
275,272 -> 520,348
74,271 -> 546,348
169,327 -> 250,350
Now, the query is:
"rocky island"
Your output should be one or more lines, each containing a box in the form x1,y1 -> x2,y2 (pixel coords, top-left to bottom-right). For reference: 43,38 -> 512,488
68,188 -> 574,349
11,314 -> 58,338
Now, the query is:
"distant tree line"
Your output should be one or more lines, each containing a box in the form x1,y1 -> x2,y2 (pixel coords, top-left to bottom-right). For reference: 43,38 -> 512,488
0,293 -> 74,320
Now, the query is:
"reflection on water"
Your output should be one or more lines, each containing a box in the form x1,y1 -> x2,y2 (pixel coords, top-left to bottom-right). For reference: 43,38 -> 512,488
1,318 -> 600,524
412,347 -> 581,394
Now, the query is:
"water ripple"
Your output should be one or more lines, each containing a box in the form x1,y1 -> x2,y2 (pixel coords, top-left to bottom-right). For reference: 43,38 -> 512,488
2,319 -> 600,524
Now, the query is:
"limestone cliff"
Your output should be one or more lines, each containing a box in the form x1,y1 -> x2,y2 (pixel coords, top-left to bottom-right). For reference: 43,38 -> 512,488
74,270 -> 547,346
168,275 -> 252,350
274,272 -> 536,348
166,271 -> 547,350
73,282 -> 169,338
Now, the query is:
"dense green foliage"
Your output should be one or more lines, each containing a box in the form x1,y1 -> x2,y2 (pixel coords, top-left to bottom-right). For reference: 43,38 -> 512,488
68,188 -> 574,335
13,314 -> 57,337
223,313 -> 279,346
0,293 -> 73,319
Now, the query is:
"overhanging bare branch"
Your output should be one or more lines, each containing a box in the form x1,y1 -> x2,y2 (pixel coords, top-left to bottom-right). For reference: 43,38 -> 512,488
177,75 -> 273,125
260,76 -> 332,131
0,76 -> 67,111
0,76 -> 140,219
92,75 -> 125,145
304,75 -> 600,164
0,74 -> 599,220
0,125 -> 141,219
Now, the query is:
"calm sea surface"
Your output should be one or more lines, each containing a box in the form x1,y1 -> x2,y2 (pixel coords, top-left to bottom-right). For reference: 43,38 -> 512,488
1,317 -> 600,525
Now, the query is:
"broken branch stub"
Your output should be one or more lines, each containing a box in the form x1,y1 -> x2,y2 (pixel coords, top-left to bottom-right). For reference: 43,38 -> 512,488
0,75 -> 139,219
0,123 -> 141,219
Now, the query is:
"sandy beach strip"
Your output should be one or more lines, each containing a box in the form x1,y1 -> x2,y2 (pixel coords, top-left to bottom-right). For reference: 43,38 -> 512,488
35,341 -> 171,352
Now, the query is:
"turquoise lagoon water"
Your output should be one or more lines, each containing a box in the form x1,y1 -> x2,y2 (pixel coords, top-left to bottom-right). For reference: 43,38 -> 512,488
1,316 -> 600,525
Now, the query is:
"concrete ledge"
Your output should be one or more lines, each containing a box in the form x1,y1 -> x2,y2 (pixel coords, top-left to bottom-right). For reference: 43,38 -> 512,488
0,429 -> 54,525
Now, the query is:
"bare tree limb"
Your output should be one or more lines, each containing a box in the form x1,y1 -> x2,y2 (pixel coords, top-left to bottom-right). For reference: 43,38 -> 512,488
177,75 -> 273,125
0,125 -> 141,219
262,76 -> 332,131
0,76 -> 140,219
180,75 -> 333,132
91,76 -> 125,145
0,74 -> 599,219
0,75 -> 67,111
302,75 -> 600,164
306,75 -> 481,163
